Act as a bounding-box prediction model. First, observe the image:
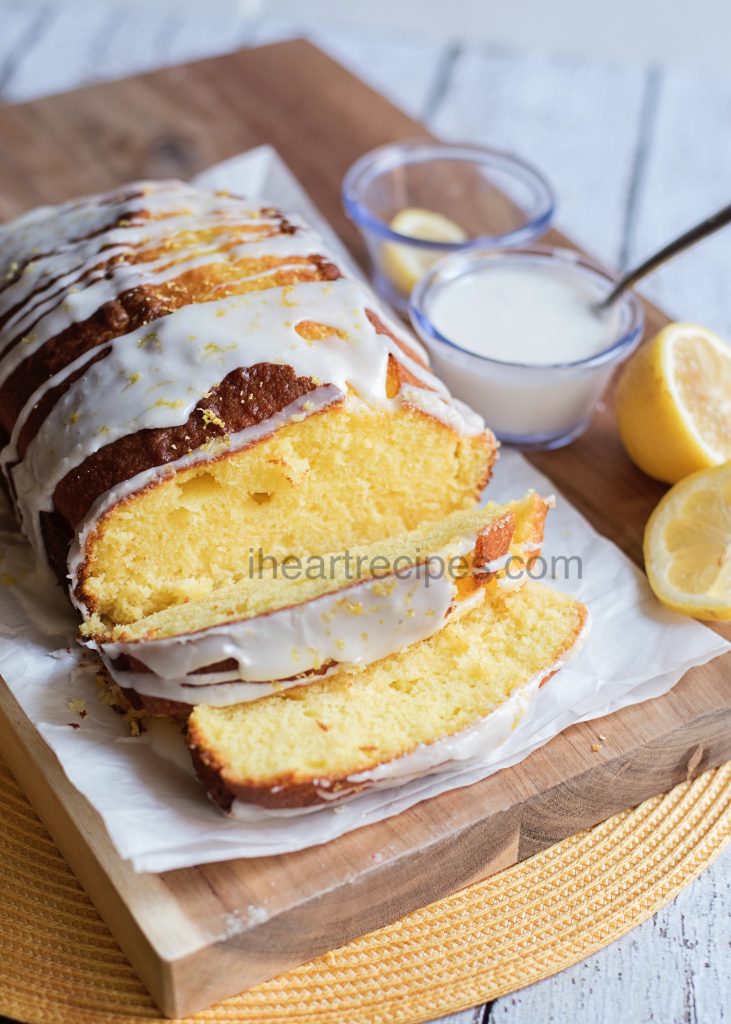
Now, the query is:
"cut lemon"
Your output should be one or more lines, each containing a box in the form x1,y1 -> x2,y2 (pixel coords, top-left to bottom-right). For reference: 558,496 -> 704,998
615,322 -> 731,484
381,208 -> 467,296
644,461 -> 731,620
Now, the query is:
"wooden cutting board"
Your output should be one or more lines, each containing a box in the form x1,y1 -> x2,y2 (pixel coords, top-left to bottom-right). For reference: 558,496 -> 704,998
0,39 -> 729,1019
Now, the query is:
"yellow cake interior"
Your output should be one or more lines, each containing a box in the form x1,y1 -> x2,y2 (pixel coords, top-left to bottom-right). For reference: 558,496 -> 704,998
80,400 -> 492,624
188,581 -> 586,794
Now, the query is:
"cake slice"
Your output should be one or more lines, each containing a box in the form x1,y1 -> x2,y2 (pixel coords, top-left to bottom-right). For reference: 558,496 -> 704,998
188,580 -> 588,809
85,492 -> 552,712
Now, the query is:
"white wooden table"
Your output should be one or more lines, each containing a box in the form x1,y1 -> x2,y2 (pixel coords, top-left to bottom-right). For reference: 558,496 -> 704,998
0,2 -> 728,1021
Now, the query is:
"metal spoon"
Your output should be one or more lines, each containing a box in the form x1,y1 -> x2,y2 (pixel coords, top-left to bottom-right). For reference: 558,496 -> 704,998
596,200 -> 731,311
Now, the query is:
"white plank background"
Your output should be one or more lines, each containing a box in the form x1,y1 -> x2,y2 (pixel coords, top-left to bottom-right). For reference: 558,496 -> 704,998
0,3 -> 729,1022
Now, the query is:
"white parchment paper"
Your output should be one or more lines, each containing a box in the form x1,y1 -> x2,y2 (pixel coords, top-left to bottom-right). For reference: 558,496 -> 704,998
0,147 -> 727,873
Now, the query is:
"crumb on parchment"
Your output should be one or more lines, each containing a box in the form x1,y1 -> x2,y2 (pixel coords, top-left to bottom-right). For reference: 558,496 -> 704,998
94,671 -> 148,735
67,697 -> 88,719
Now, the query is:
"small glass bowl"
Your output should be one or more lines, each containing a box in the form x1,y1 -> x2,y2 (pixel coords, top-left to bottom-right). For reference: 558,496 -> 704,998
409,245 -> 645,450
342,139 -> 555,312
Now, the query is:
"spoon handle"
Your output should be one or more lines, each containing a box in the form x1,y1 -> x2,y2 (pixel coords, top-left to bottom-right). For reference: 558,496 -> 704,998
599,200 -> 731,309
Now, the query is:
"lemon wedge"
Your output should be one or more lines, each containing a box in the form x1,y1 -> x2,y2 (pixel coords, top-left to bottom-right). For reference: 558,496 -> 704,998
644,462 -> 731,620
616,322 -> 731,484
381,208 -> 467,296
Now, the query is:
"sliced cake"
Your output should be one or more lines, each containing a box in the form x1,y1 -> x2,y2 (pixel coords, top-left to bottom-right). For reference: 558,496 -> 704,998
84,492 -> 552,712
188,581 -> 588,809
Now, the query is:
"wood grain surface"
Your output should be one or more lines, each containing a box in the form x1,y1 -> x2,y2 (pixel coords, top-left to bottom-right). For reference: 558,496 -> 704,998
0,35 -> 729,1021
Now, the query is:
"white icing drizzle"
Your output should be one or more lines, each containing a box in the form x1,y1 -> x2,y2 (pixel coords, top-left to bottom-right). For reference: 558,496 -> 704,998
0,180 -> 487,619
400,385 -> 485,437
3,214 -> 252,328
476,552 -> 514,576
0,193 -> 325,471
103,665 -> 315,708
1,253 -> 316,470
101,567 -> 455,680
0,181 -> 268,290
474,540 -> 543,577
0,216 -> 325,384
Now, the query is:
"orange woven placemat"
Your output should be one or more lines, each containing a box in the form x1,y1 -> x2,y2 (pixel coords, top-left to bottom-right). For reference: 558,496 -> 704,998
1,758 -> 729,1024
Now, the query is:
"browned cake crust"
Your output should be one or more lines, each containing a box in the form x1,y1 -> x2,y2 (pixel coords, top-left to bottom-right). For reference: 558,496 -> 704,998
188,747 -> 329,811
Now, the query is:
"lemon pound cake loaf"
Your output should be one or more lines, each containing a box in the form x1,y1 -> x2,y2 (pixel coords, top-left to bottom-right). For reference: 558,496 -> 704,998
188,582 -> 589,809
85,493 -> 551,713
0,181 -> 496,628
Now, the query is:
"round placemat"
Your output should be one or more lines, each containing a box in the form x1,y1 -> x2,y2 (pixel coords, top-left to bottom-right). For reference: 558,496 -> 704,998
1,759 -> 730,1024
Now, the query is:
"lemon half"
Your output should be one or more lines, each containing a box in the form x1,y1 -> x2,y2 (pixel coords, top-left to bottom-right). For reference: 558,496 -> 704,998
644,461 -> 731,620
616,322 -> 731,484
381,208 -> 467,296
